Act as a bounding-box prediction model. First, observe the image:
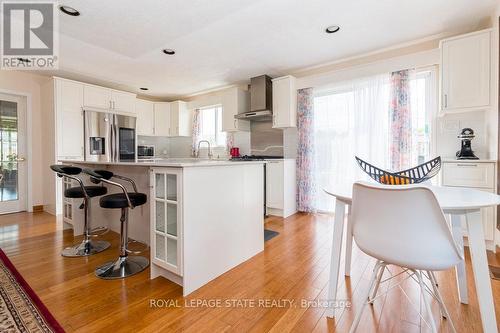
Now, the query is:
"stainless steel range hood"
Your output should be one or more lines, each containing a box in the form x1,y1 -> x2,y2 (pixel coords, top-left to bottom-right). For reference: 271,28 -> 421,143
235,75 -> 272,121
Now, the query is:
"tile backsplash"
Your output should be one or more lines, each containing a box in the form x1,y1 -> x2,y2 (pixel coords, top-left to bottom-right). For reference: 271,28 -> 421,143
436,110 -> 488,159
138,131 -> 251,159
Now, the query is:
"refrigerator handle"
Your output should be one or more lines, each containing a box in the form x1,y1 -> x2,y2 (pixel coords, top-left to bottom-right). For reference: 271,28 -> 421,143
113,114 -> 119,162
110,114 -> 116,162
113,114 -> 120,162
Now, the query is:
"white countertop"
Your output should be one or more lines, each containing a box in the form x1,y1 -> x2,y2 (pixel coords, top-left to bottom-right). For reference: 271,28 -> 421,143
59,158 -> 266,167
442,157 -> 497,163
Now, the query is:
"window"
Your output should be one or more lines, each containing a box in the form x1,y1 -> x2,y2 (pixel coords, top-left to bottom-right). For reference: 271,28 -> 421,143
313,69 -> 437,212
199,105 -> 226,147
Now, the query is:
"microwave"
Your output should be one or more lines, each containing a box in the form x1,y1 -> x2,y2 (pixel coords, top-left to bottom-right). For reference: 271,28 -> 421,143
137,145 -> 155,159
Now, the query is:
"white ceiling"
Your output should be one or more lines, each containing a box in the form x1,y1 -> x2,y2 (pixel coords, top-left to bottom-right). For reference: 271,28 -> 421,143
37,0 -> 497,99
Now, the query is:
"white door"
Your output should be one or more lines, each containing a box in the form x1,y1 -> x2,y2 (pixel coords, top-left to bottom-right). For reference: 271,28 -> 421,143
0,93 -> 27,214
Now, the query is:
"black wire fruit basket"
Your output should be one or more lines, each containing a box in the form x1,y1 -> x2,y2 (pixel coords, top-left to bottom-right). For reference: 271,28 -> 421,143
355,156 -> 441,185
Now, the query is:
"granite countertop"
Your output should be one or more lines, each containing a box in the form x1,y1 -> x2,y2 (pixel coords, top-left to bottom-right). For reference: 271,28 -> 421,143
59,158 -> 266,167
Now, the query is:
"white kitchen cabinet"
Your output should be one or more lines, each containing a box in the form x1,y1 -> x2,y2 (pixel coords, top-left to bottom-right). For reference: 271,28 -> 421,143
55,79 -> 84,160
136,99 -> 154,136
266,159 -> 297,218
111,90 -> 136,113
151,168 -> 183,275
440,29 -> 491,113
272,76 -> 297,128
83,84 -> 136,112
221,87 -> 250,132
441,160 -> 497,250
136,100 -> 188,137
170,101 -> 191,137
83,85 -> 111,109
154,103 -> 171,136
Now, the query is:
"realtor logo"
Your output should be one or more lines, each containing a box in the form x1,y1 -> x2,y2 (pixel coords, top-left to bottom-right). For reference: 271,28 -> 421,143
1,1 -> 59,69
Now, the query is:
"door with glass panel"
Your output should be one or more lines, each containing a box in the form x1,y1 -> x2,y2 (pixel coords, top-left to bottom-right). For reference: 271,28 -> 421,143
0,94 -> 27,214
151,168 -> 182,275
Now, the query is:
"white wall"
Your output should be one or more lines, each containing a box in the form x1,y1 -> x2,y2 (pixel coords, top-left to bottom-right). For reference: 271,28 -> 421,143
0,71 -> 51,210
297,48 -> 440,90
293,31 -> 499,162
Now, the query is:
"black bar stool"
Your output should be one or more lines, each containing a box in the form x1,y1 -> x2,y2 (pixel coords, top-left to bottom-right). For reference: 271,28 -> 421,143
83,169 -> 149,279
50,165 -> 111,257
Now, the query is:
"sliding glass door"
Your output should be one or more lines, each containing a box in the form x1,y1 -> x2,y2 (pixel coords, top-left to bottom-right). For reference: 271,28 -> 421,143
313,69 -> 436,212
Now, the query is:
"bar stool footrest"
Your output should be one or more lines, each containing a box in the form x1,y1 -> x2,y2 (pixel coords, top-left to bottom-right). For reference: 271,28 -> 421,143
89,226 -> 109,237
125,239 -> 149,255
95,255 -> 149,279
61,239 -> 111,257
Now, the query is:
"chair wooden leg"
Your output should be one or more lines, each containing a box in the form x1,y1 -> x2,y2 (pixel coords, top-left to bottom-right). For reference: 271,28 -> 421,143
349,261 -> 382,333
417,270 -> 437,333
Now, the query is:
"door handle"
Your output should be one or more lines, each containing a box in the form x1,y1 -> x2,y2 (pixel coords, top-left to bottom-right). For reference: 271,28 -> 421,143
16,157 -> 26,162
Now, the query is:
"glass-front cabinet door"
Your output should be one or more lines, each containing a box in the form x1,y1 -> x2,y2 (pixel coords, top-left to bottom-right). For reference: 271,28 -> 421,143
151,168 -> 182,275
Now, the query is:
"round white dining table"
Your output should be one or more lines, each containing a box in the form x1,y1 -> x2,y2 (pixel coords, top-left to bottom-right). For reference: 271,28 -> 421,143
324,182 -> 500,333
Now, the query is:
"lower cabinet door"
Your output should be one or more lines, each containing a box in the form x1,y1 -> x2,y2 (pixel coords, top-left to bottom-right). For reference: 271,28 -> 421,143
266,161 -> 284,209
151,169 -> 183,275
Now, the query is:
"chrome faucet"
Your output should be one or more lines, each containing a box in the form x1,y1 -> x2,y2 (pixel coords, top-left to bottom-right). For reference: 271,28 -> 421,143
196,140 -> 213,159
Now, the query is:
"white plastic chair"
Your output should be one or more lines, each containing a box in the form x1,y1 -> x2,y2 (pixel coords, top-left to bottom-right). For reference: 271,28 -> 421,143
349,181 -> 463,333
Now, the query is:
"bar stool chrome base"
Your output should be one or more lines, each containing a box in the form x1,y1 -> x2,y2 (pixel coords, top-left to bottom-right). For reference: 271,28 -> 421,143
61,239 -> 111,257
95,255 -> 149,279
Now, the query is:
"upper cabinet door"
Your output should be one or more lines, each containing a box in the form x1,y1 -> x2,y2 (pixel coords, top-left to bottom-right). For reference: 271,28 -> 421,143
136,99 -> 154,136
272,76 -> 297,128
83,85 -> 112,110
154,103 -> 171,136
170,101 -> 191,136
111,91 -> 136,113
221,87 -> 250,132
441,30 -> 491,113
56,80 -> 84,159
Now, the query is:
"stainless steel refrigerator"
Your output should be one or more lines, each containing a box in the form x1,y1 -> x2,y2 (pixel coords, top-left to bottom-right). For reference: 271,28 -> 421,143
84,110 -> 137,162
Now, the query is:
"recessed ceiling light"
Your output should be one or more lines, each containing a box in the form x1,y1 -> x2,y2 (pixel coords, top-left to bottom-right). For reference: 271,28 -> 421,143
162,49 -> 175,55
59,5 -> 80,16
139,87 -> 149,91
17,58 -> 31,63
325,25 -> 340,34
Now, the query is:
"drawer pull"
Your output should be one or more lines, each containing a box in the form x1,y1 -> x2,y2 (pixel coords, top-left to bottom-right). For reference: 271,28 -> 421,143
456,164 -> 478,167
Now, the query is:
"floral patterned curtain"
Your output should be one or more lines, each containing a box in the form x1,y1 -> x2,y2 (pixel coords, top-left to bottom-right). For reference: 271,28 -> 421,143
297,88 -> 316,213
389,70 -> 412,171
191,109 -> 201,157
226,132 -> 234,155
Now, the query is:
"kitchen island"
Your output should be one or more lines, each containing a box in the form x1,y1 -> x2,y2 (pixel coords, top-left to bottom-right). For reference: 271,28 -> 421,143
61,159 -> 265,295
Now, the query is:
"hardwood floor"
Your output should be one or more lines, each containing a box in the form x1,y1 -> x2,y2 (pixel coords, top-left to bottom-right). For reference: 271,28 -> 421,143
0,211 -> 499,332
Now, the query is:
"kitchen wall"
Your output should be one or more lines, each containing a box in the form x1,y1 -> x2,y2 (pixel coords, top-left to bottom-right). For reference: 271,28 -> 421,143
288,24 -> 499,162
137,136 -> 170,158
437,111 -> 489,159
184,85 -> 252,157
139,132 -> 252,159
